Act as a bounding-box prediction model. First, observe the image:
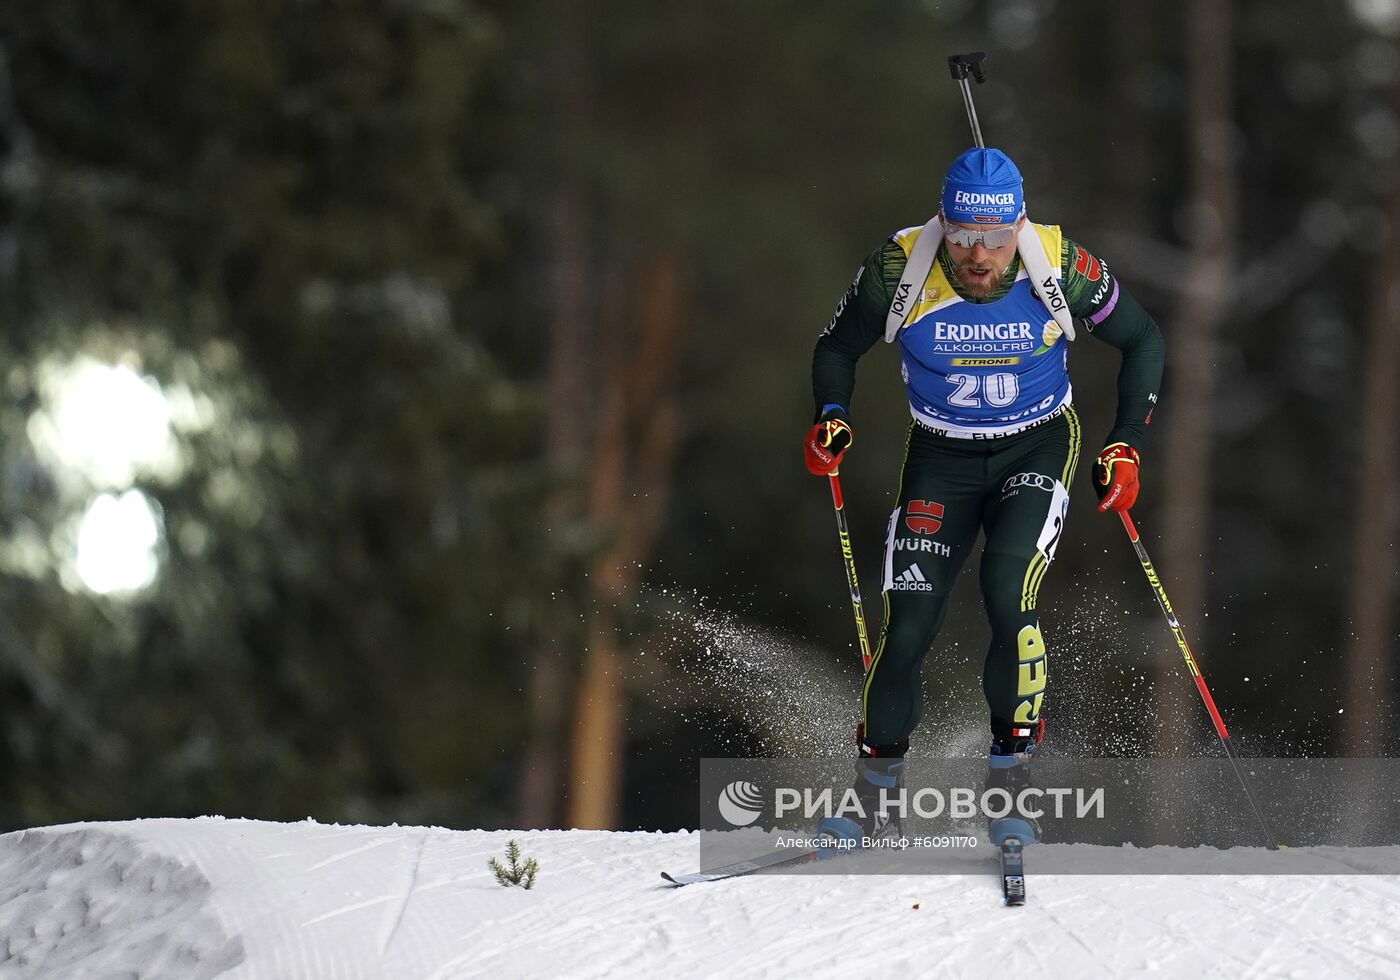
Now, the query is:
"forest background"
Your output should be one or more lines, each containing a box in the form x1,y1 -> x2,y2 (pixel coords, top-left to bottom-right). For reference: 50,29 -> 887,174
0,0 -> 1396,832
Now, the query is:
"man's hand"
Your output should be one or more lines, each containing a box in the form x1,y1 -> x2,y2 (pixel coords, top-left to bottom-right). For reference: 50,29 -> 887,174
1094,442 -> 1140,512
804,410 -> 853,476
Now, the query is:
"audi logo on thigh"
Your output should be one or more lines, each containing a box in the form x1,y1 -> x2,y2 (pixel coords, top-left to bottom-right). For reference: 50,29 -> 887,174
1003,472 -> 1056,493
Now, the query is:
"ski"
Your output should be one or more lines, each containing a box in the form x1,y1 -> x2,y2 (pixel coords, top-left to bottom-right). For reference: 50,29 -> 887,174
1000,838 -> 1026,906
660,846 -> 826,886
666,836 -> 1026,907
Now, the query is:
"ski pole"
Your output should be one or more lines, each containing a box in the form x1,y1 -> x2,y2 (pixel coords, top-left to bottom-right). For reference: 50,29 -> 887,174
1117,509 -> 1279,850
828,472 -> 874,672
947,52 -> 988,148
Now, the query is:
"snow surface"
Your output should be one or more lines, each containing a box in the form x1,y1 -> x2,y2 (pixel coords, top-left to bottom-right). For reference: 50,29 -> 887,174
1,818 -> 1398,979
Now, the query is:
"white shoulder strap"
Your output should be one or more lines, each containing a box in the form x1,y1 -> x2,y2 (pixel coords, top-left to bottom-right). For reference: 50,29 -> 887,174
885,217 -> 1077,343
1017,223 -> 1076,341
883,215 -> 943,343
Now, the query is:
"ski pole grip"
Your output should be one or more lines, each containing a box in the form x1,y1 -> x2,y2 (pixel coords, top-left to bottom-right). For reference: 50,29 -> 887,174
1118,508 -> 1139,543
947,52 -> 987,82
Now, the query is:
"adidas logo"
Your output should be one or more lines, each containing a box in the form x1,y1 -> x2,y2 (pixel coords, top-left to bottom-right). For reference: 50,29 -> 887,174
891,564 -> 934,592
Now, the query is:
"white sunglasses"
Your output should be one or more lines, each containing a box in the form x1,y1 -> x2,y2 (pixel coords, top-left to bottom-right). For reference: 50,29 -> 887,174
943,221 -> 1019,249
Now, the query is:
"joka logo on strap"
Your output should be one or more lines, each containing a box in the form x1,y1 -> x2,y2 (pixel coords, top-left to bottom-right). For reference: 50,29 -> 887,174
905,500 -> 945,535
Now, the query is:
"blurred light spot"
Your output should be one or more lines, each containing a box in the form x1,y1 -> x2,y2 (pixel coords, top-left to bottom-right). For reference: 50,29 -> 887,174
991,0 -> 1043,50
1354,105 -> 1400,159
177,519 -> 211,558
1351,0 -> 1400,34
29,357 -> 181,488
74,491 -> 161,595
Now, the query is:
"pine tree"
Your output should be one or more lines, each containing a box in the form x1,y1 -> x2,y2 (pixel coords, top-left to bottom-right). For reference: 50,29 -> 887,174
488,840 -> 539,889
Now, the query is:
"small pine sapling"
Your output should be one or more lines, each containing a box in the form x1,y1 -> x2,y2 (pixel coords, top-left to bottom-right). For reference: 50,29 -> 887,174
488,839 -> 539,889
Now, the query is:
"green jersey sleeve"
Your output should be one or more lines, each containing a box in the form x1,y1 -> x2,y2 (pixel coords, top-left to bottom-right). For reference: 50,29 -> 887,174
1061,237 -> 1164,454
810,240 -> 906,420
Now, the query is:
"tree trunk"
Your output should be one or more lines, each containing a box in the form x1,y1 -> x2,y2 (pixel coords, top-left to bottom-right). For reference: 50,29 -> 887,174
1341,82 -> 1400,755
566,253 -> 684,829
1155,0 -> 1235,756
520,12 -> 592,830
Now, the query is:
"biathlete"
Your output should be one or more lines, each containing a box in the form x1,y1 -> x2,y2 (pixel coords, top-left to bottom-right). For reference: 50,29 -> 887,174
803,146 -> 1164,843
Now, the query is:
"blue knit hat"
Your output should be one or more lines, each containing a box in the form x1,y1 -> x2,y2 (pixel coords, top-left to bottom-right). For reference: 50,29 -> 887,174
940,147 -> 1024,223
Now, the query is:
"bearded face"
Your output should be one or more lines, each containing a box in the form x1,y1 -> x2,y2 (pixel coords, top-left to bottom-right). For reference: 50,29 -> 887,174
942,217 -> 1022,298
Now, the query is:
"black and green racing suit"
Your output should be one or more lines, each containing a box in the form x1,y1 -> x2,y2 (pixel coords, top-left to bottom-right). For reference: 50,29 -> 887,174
812,225 -> 1165,754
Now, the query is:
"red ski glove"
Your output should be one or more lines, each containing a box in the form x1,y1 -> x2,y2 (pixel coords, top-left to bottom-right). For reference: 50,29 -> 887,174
804,412 -> 853,476
1094,442 -> 1140,512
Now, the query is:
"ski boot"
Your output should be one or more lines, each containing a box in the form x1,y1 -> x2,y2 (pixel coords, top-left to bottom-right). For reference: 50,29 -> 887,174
985,717 -> 1044,847
816,726 -> 907,849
